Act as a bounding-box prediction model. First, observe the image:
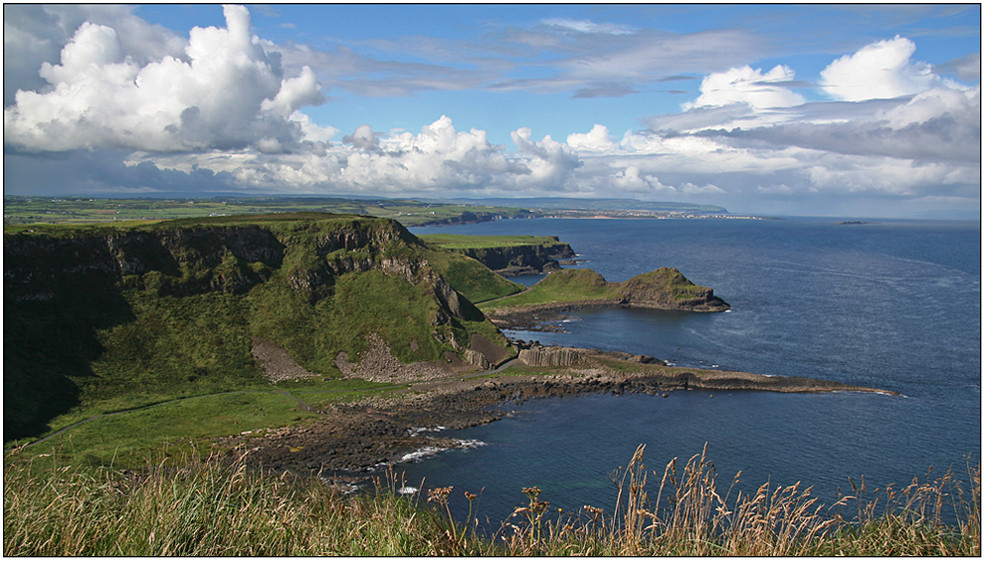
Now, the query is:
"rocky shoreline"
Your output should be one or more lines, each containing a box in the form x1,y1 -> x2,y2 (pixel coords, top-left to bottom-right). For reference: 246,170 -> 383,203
486,299 -> 728,332
223,345 -> 897,483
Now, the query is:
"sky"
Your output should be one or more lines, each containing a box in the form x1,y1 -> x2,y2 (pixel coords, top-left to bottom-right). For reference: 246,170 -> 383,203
3,3 -> 981,219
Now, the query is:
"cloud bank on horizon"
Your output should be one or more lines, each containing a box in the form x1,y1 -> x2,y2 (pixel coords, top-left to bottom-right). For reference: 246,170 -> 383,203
3,4 -> 980,218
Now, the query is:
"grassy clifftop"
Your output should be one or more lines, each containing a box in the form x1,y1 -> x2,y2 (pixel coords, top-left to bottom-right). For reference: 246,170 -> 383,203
420,234 -> 576,277
4,213 -> 514,441
481,267 -> 730,312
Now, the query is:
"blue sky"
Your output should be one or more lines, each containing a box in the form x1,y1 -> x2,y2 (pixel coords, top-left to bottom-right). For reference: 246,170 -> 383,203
3,3 -> 981,218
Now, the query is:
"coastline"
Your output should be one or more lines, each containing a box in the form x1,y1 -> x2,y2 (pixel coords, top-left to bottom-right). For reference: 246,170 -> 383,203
223,346 -> 899,480
484,299 -> 729,332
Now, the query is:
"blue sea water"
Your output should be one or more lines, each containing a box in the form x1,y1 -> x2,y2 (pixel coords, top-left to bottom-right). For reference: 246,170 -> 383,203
401,217 -> 981,525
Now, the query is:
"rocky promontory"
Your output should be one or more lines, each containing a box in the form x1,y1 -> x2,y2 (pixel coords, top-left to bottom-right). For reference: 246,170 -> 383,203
482,267 -> 729,331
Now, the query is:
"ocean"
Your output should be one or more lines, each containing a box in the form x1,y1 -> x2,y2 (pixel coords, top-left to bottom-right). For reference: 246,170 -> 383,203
400,216 -> 981,526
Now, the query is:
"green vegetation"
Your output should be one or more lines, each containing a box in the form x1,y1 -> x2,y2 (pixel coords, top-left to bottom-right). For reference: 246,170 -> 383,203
480,267 -> 714,310
24,393 -> 318,468
4,445 -> 978,556
421,232 -> 576,283
422,245 -> 525,303
3,195 -> 533,227
4,213 -> 513,445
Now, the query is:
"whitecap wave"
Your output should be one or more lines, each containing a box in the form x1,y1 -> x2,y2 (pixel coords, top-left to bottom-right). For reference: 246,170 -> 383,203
408,425 -> 447,437
398,438 -> 487,464
400,446 -> 445,463
456,438 -> 487,449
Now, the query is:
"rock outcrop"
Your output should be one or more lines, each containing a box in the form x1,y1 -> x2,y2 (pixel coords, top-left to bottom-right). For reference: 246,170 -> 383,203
618,268 -> 729,312
518,345 -> 585,367
446,237 -> 576,276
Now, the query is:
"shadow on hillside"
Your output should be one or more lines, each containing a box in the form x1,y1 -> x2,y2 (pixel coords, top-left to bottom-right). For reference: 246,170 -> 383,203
4,288 -> 135,442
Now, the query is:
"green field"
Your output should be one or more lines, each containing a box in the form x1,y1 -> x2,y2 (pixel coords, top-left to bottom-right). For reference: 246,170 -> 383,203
3,195 -> 533,227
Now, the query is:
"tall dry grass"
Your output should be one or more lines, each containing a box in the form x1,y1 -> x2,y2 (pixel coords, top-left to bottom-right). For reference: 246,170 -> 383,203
4,443 -> 979,556
3,446 -> 470,556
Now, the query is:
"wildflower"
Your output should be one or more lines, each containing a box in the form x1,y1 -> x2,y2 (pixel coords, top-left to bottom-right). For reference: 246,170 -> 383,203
583,505 -> 604,516
427,486 -> 453,506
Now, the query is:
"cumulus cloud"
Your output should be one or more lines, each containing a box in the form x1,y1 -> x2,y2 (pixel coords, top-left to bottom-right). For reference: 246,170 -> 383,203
4,5 -> 325,153
343,124 -> 380,152
610,166 -> 676,194
566,124 -> 618,152
820,36 -> 939,101
3,4 -> 186,105
127,116 -> 583,195
510,127 -> 583,188
683,64 -> 805,110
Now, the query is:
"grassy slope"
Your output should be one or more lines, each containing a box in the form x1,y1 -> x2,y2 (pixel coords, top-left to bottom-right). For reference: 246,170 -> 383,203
422,247 -> 525,303
479,268 -> 710,310
4,213 -> 513,454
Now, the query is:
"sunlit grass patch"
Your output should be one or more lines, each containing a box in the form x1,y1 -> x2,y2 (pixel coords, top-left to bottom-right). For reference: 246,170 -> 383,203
15,393 -> 318,468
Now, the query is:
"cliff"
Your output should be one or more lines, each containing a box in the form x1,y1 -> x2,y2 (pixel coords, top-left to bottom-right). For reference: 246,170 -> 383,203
457,238 -> 576,275
4,213 -> 513,440
420,234 -> 576,276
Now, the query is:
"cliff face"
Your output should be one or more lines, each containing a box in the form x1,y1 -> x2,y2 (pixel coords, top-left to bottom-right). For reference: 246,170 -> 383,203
5,217 -> 458,308
452,238 -> 576,275
5,225 -> 290,300
4,214 -> 511,440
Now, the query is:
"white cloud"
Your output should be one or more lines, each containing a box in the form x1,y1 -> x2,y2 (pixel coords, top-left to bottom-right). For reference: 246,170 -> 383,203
681,182 -> 726,195
3,5 -> 187,105
510,127 -> 583,188
880,85 -> 980,128
820,36 -> 939,101
566,124 -> 618,152
343,123 -> 380,152
290,111 -> 338,145
4,5 -> 325,153
807,156 -> 979,195
610,166 -> 676,194
683,64 -> 804,110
